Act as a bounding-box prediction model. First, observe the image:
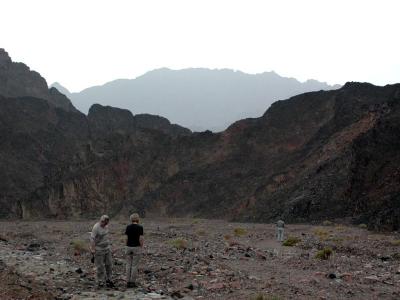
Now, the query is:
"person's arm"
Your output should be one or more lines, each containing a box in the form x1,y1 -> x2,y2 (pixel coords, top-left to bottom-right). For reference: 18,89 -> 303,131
90,225 -> 97,253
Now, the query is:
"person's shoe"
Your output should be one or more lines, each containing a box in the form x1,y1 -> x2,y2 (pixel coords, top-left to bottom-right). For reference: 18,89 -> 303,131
106,280 -> 115,288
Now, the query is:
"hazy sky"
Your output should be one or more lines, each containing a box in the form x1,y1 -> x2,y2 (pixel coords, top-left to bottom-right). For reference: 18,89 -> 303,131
1,0 -> 399,92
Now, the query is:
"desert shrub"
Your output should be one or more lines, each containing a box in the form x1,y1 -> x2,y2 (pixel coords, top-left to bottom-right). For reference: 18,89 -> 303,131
252,293 -> 282,300
391,240 -> 400,246
315,247 -> 333,260
169,238 -> 188,249
196,229 -> 206,236
282,236 -> 301,246
233,227 -> 247,237
358,223 -> 368,229
334,224 -> 346,232
70,239 -> 89,253
322,220 -> 333,226
330,236 -> 344,244
314,228 -> 329,240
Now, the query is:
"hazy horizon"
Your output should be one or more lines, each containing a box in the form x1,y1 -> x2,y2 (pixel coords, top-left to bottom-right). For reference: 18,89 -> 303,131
50,67 -> 341,131
1,0 -> 399,91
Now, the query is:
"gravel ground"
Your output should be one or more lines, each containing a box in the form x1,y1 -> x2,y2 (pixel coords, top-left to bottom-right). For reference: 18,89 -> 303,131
0,218 -> 400,299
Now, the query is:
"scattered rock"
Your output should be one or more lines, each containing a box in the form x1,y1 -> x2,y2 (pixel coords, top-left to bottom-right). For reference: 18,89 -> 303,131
26,243 -> 41,252
364,275 -> 379,283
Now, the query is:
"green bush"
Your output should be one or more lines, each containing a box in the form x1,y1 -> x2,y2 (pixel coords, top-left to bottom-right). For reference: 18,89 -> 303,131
315,247 -> 333,260
282,236 -> 301,246
169,238 -> 188,249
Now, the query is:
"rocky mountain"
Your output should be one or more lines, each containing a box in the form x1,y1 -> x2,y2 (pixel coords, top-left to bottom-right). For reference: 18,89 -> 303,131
0,49 -> 77,112
53,68 -> 340,131
1,50 -> 399,230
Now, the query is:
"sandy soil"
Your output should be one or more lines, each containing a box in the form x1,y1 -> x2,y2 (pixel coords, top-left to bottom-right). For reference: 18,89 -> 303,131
0,218 -> 400,299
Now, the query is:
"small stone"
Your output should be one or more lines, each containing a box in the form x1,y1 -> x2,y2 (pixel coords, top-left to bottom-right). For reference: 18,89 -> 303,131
364,275 -> 379,283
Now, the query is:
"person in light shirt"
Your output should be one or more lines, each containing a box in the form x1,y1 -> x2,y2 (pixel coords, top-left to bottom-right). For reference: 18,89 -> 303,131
90,215 -> 114,288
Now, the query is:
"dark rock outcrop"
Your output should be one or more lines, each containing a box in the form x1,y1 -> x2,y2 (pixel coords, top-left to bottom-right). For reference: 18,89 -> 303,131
133,114 -> 192,137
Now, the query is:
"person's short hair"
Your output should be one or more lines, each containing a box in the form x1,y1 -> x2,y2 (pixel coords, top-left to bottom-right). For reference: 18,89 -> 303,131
100,215 -> 110,222
130,213 -> 140,222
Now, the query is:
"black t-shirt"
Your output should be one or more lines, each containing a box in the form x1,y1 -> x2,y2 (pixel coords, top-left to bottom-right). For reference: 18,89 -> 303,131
125,223 -> 143,247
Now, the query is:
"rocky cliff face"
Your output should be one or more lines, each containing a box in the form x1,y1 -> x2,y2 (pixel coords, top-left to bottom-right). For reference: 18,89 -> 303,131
0,49 -> 77,112
0,51 -> 399,230
133,83 -> 400,231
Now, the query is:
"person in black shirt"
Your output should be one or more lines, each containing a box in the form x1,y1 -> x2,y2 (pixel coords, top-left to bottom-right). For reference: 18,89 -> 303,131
125,213 -> 144,288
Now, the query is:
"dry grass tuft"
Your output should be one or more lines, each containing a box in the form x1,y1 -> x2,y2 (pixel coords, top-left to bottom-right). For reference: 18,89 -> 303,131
196,229 -> 206,236
169,238 -> 188,249
282,236 -> 301,246
323,220 -> 333,226
334,224 -> 346,232
314,228 -> 329,240
70,239 -> 89,254
391,240 -> 400,246
315,247 -> 333,260
233,227 -> 247,237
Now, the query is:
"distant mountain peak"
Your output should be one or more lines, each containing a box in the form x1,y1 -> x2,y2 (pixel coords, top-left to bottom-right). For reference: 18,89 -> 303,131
50,82 -> 71,96
63,68 -> 340,131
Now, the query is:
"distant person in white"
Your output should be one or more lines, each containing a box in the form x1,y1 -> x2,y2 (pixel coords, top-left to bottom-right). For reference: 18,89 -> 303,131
90,215 -> 114,288
276,219 -> 285,242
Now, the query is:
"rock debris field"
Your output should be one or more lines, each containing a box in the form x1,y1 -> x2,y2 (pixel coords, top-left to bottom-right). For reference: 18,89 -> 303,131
0,219 -> 400,299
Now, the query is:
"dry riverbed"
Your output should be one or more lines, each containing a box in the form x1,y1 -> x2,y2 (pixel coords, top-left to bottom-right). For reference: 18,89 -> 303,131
0,219 -> 400,299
